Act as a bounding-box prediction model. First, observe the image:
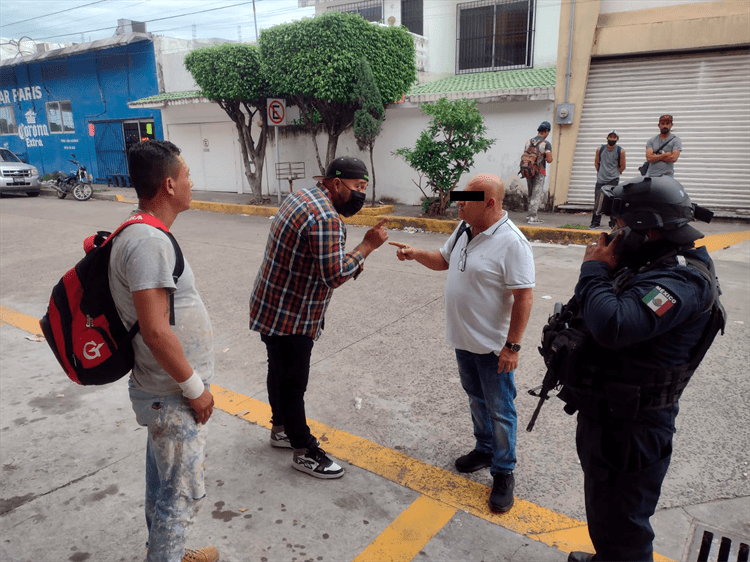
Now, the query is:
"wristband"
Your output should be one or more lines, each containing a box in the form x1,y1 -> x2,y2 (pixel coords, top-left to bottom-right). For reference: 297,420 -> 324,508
178,370 -> 205,400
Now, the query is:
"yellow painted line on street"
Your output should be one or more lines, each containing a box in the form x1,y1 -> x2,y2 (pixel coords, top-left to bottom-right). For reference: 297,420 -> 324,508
0,305 -> 42,335
211,385 -> 582,536
698,230 -> 750,253
2,307 -> 679,561
352,495 -> 456,562
108,194 -> 750,252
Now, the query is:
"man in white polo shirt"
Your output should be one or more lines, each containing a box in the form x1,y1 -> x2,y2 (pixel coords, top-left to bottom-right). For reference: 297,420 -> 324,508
390,173 -> 535,513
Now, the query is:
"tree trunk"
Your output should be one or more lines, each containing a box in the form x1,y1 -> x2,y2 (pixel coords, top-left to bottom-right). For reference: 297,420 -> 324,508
369,143 -> 376,206
325,132 -> 339,171
219,99 -> 268,203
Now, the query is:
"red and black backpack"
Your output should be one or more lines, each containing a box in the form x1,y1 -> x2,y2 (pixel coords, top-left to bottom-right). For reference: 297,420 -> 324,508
40,213 -> 183,385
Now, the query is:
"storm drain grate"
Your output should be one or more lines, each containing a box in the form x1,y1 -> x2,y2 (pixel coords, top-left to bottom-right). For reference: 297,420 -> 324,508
685,523 -> 750,562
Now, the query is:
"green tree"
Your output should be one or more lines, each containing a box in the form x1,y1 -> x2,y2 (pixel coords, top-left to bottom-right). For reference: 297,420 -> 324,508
184,43 -> 270,203
394,98 -> 495,216
260,11 -> 416,174
351,57 -> 385,206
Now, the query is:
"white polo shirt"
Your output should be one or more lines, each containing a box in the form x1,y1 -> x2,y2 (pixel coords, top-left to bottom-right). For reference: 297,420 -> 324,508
439,213 -> 535,355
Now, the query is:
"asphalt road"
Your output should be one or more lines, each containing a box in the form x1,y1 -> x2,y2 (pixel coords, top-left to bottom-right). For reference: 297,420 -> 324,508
1,196 -> 748,561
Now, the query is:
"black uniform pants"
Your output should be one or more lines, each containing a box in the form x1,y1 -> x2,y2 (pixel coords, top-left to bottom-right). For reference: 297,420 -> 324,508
576,406 -> 677,561
261,334 -> 318,451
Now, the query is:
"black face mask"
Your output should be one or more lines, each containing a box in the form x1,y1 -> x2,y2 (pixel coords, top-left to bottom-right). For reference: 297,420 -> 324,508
334,187 -> 366,217
607,139 -> 617,146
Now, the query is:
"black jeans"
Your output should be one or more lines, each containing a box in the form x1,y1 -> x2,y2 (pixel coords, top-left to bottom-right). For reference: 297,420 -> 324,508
576,406 -> 677,561
592,180 -> 618,226
261,334 -> 317,450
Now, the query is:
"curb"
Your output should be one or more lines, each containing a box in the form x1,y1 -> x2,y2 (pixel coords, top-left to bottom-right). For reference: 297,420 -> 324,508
40,188 -> 599,245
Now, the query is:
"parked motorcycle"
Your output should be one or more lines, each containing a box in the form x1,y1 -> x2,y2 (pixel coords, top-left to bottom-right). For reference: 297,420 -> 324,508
53,154 -> 93,201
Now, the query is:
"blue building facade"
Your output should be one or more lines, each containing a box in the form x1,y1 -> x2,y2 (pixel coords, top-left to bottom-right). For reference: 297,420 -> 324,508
0,34 -> 163,183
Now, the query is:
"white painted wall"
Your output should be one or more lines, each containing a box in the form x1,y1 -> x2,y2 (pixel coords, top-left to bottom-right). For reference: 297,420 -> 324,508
161,103 -> 250,193
263,99 -> 555,205
599,0 -> 715,14
157,96 -> 553,204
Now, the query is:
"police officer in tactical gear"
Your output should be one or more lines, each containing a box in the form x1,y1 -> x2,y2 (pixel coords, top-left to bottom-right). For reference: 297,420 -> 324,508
557,176 -> 724,562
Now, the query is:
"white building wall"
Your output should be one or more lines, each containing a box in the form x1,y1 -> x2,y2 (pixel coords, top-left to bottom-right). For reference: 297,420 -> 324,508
262,98 -> 554,205
599,0 -> 710,14
535,0 -> 562,66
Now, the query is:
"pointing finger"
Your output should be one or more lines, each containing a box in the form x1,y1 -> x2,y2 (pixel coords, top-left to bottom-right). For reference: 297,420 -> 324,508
388,241 -> 409,249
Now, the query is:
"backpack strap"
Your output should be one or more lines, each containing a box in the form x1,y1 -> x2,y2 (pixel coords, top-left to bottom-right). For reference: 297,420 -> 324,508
450,220 -> 472,255
106,213 -> 185,326
598,145 -> 622,166
655,135 -> 674,153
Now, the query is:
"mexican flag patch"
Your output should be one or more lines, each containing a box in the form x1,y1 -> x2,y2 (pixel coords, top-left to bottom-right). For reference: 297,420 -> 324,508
642,286 -> 677,316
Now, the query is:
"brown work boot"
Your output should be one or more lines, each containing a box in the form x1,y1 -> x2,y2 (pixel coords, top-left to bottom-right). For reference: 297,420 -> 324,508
182,546 -> 219,562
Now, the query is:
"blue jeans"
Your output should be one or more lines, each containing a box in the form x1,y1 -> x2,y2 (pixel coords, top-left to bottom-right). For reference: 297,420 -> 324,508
129,382 -> 210,562
455,349 -> 517,475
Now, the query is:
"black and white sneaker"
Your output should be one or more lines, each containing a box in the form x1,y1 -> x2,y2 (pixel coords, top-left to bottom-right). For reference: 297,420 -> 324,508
270,428 -> 292,449
292,447 -> 345,479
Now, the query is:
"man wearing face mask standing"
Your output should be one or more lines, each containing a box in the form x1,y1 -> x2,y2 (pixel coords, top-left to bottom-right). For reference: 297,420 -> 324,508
590,130 -> 626,229
249,157 -> 388,479
645,114 -> 681,178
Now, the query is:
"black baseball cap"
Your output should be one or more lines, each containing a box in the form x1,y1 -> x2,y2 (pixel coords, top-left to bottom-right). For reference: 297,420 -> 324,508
538,121 -> 551,131
313,157 -> 369,182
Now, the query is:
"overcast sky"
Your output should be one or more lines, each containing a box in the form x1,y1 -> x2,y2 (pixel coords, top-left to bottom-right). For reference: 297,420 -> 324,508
0,0 -> 315,45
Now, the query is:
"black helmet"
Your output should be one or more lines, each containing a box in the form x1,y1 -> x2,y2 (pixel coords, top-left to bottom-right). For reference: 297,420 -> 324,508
597,176 -> 712,245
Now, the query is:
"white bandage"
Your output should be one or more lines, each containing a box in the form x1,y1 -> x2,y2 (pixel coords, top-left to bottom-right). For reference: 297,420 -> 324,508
178,370 -> 205,400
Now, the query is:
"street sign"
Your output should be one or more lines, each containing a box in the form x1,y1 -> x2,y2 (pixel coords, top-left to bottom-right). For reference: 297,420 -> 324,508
268,98 -> 286,126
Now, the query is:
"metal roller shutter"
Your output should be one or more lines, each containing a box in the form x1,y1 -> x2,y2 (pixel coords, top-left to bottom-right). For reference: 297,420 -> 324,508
567,49 -> 750,212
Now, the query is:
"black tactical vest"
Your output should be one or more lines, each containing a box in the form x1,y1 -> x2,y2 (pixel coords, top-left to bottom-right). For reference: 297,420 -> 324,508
540,253 -> 726,421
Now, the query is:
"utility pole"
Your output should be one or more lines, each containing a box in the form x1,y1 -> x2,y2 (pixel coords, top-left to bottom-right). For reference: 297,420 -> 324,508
252,0 -> 258,42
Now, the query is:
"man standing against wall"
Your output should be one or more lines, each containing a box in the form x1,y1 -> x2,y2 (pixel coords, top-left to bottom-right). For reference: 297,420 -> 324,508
645,114 -> 681,178
525,121 -> 554,224
590,130 -> 626,229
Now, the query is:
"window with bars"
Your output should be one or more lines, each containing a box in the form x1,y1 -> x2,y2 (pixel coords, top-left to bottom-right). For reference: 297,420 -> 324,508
0,106 -> 17,135
326,0 -> 383,22
46,100 -> 75,133
457,0 -> 535,73
401,0 -> 423,36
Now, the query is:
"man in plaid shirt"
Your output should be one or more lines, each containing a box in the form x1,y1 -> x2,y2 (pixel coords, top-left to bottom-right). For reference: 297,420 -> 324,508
249,157 -> 388,479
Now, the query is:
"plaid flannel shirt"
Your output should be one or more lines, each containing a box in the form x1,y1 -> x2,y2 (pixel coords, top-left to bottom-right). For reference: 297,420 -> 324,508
249,186 -> 365,340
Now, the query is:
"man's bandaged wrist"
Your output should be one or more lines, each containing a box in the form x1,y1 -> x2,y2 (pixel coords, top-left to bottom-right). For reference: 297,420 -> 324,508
178,370 -> 204,400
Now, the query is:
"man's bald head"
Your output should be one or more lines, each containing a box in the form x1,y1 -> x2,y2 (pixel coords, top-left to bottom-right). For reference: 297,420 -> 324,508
466,173 -> 505,203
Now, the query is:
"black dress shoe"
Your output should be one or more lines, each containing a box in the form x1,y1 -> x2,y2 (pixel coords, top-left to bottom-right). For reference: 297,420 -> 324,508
567,552 -> 594,562
454,449 -> 492,473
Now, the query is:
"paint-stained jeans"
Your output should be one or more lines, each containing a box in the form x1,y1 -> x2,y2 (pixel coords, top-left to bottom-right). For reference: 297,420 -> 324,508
129,382 -> 210,562
526,173 -> 546,217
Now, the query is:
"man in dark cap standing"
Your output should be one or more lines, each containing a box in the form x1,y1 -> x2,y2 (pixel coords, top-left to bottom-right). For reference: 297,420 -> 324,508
524,121 -> 553,224
249,157 -> 388,479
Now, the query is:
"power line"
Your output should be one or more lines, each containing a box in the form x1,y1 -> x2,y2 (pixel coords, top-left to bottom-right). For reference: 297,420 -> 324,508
27,1 -> 258,41
10,0 -> 151,38
0,0 -> 108,29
